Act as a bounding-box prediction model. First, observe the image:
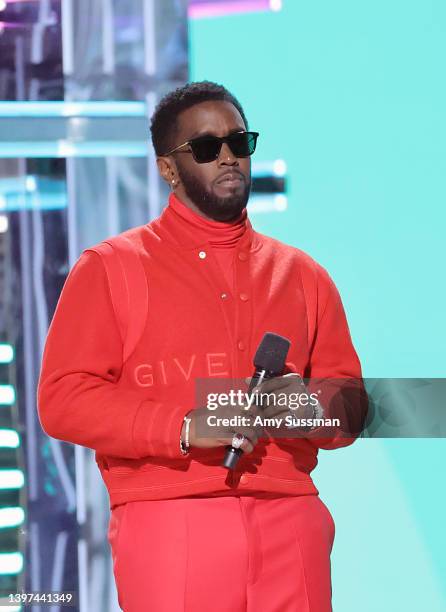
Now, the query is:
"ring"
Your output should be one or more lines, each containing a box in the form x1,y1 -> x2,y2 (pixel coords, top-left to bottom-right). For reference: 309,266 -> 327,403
231,433 -> 245,449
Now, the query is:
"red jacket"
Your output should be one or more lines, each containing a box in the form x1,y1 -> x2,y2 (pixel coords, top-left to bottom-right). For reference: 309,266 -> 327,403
37,194 -> 363,509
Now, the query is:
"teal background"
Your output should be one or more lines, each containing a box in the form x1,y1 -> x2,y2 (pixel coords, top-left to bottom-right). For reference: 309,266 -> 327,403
190,2 -> 446,610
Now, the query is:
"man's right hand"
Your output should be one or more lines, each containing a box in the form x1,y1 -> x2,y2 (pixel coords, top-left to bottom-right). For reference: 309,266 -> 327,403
183,402 -> 265,454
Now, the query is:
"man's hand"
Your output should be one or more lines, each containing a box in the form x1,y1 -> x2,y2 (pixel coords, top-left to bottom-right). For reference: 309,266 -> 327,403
184,399 -> 266,454
248,373 -> 320,436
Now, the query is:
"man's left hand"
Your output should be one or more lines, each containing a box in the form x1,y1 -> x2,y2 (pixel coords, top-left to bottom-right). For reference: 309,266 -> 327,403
246,373 -> 319,436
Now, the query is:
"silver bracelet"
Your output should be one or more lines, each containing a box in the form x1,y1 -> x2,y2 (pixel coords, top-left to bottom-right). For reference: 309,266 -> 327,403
180,415 -> 191,455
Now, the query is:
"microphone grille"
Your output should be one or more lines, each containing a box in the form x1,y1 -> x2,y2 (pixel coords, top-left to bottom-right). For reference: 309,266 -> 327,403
253,332 -> 291,374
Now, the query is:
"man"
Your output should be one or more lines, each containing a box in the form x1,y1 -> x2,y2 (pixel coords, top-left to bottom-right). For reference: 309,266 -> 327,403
37,81 -> 366,611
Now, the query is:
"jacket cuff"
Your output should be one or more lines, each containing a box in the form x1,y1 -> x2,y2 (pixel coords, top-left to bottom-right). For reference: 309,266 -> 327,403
132,400 -> 192,459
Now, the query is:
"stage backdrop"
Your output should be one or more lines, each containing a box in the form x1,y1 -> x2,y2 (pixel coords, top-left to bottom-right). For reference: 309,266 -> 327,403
190,1 -> 446,611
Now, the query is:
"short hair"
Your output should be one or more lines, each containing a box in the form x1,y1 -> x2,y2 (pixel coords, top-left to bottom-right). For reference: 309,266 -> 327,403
150,80 -> 249,156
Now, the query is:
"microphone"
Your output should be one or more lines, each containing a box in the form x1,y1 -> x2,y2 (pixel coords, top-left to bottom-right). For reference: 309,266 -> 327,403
222,332 -> 291,470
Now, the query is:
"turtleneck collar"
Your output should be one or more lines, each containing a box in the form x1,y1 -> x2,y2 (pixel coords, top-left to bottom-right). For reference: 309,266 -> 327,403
149,192 -> 263,254
166,192 -> 248,249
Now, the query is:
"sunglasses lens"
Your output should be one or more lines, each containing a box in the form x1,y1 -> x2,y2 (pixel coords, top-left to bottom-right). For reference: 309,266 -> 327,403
190,136 -> 221,163
188,132 -> 258,163
228,132 -> 258,157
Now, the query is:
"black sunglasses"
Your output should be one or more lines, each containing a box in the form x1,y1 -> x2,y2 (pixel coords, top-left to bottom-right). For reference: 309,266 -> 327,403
163,130 -> 259,164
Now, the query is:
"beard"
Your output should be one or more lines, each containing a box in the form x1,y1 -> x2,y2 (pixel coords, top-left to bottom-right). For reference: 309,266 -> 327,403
175,162 -> 251,222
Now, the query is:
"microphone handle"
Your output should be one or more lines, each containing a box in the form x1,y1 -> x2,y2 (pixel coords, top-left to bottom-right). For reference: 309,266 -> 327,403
222,369 -> 270,471
247,369 -> 268,394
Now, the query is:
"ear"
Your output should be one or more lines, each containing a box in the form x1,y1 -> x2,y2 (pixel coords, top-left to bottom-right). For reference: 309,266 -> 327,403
156,156 -> 176,186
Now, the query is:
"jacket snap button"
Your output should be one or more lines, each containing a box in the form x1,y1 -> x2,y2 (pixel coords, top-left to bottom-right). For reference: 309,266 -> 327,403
198,251 -> 206,259
238,252 -> 247,261
240,474 -> 249,485
239,293 -> 249,301
238,341 -> 245,351
221,293 -> 228,299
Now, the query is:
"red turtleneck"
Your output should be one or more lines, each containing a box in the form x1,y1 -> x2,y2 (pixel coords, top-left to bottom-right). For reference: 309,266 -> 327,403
168,192 -> 247,292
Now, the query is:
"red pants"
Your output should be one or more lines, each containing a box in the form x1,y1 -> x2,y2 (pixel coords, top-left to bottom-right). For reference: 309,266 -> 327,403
108,494 -> 335,612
